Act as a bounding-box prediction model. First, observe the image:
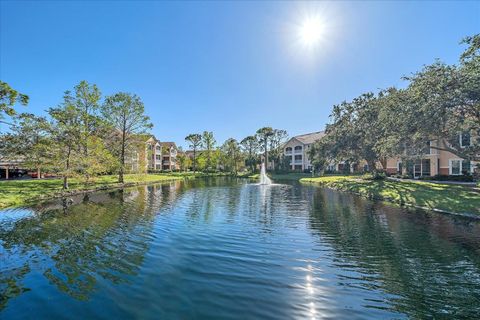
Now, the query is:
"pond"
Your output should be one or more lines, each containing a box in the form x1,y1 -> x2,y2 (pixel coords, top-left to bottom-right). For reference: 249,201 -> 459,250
1,178 -> 479,319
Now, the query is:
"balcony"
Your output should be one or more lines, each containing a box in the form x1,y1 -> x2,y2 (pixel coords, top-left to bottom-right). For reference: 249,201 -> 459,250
285,150 -> 292,155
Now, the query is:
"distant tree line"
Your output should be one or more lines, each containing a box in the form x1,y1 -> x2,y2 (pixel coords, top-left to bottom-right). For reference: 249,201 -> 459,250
182,127 -> 290,174
308,34 -> 480,175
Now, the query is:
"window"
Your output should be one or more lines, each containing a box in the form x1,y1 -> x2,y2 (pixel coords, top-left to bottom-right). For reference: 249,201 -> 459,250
460,133 -> 471,148
397,161 -> 402,173
462,160 -> 471,175
285,155 -> 292,163
294,146 -> 302,152
156,146 -> 161,151
285,147 -> 292,154
423,141 -> 431,155
449,159 -> 461,175
156,155 -> 161,160
294,155 -> 302,160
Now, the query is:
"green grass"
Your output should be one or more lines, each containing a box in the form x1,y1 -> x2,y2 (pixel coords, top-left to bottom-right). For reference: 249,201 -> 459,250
0,174 -> 190,209
301,175 -> 480,216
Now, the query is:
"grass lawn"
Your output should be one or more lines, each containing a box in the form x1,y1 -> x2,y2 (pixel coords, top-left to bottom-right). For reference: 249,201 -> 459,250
301,175 -> 480,216
0,173 -> 199,209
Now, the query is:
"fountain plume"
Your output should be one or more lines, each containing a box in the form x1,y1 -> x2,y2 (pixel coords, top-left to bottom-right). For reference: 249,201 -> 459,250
259,162 -> 272,185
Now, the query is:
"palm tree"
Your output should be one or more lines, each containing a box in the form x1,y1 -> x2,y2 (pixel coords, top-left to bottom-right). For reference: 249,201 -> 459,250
185,133 -> 202,173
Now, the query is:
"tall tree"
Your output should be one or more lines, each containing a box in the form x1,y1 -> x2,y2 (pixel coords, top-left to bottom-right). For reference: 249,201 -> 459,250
48,101 -> 82,189
256,127 -> 274,168
102,92 -> 152,183
0,113 -> 52,177
0,81 -> 29,122
268,129 -> 288,171
222,138 -> 242,175
397,36 -> 480,161
185,133 -> 202,173
48,83 -> 113,188
240,135 -> 259,173
315,93 -> 384,172
177,153 -> 191,172
201,131 -> 216,172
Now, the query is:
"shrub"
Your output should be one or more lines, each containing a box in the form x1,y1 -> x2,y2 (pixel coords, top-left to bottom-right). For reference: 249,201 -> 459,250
361,172 -> 386,180
427,174 -> 474,182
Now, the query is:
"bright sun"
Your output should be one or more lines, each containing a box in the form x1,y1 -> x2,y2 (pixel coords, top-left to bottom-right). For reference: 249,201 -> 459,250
298,16 -> 324,47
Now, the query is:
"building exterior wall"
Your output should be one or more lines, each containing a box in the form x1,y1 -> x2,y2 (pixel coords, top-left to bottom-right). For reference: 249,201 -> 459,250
385,139 -> 477,177
283,138 -> 315,171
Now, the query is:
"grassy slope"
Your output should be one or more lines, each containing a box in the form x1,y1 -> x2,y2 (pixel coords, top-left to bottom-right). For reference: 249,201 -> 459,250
300,175 -> 480,215
0,173 -> 217,209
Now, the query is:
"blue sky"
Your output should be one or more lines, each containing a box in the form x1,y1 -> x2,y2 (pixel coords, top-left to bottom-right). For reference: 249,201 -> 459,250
1,1 -> 479,148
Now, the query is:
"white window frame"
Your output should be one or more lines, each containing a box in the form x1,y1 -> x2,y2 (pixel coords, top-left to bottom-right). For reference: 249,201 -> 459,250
449,159 -> 462,175
459,133 -> 472,148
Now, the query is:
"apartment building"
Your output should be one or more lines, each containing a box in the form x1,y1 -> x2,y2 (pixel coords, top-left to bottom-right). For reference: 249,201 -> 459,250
385,134 -> 478,178
160,142 -> 179,171
127,135 -> 162,172
283,131 -> 326,171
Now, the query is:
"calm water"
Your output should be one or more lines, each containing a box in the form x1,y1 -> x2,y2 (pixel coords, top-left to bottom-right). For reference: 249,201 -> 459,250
1,178 -> 479,319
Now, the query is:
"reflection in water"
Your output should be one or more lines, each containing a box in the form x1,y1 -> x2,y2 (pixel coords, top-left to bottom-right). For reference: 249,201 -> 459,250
0,178 -> 479,319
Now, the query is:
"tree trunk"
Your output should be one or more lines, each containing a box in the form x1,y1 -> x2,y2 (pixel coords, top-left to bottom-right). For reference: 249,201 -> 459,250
63,146 -> 72,190
264,141 -> 268,170
193,148 -> 196,173
37,167 -> 41,179
367,159 -> 376,173
63,176 -> 69,189
119,125 -> 126,183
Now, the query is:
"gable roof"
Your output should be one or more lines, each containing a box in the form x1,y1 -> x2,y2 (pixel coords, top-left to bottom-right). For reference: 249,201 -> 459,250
160,142 -> 177,149
292,131 -> 325,145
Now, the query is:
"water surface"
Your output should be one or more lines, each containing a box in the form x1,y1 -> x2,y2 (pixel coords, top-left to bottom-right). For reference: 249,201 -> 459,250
1,178 -> 479,319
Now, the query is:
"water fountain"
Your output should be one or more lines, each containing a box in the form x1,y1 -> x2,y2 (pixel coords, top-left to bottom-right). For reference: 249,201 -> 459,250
259,162 -> 272,185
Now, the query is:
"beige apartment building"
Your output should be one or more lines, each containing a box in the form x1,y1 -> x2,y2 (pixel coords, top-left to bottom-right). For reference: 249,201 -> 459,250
385,134 -> 478,178
283,132 -> 326,171
283,131 -> 477,177
129,135 -> 179,172
160,142 -> 179,171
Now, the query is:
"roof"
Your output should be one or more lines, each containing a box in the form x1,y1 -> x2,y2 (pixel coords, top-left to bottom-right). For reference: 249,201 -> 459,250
292,131 -> 325,145
134,134 -> 157,142
160,142 -> 177,148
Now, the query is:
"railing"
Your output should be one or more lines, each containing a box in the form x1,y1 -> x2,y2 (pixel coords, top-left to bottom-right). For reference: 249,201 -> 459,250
285,150 -> 292,155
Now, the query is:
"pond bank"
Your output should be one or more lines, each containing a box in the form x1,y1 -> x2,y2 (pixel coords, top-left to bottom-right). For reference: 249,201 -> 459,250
300,175 -> 480,218
0,173 -> 225,209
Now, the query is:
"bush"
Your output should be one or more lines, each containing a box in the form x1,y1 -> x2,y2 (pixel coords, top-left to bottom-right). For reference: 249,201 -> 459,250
361,172 -> 386,180
420,174 -> 474,182
391,174 -> 412,179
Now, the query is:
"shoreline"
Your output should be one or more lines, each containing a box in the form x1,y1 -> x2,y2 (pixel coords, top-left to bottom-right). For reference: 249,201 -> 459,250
299,176 -> 480,219
0,173 -> 228,209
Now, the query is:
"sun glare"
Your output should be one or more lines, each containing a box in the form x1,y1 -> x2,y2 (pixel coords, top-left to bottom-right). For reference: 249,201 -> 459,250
298,16 -> 324,47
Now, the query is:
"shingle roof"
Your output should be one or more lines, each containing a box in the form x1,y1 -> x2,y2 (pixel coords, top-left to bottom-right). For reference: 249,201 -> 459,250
160,142 -> 177,148
293,131 -> 325,145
